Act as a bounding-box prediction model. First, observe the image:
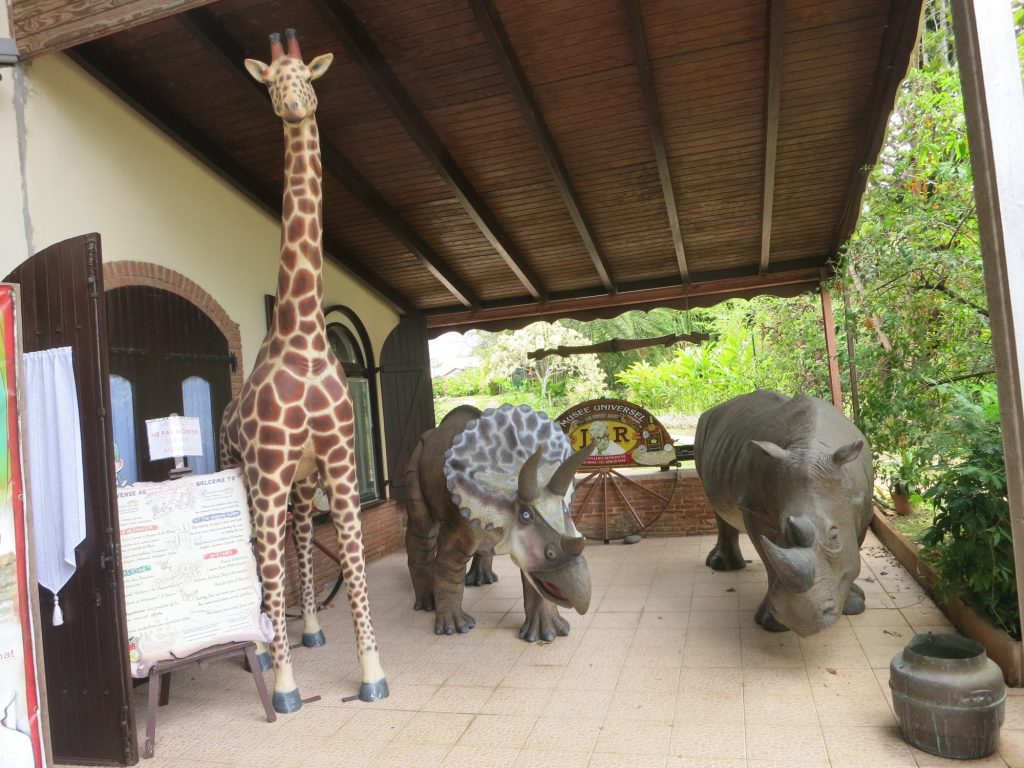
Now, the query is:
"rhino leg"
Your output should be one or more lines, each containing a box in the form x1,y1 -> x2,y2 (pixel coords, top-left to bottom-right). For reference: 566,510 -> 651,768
705,512 -> 747,571
843,582 -> 866,615
465,554 -> 498,586
754,595 -> 789,632
519,572 -> 570,642
405,443 -> 439,612
432,522 -> 477,635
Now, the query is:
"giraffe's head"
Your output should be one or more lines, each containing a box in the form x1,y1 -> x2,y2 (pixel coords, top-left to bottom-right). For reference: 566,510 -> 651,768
244,29 -> 333,123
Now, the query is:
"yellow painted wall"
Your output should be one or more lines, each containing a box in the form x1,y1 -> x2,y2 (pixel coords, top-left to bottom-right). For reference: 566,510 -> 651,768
0,52 -> 403,483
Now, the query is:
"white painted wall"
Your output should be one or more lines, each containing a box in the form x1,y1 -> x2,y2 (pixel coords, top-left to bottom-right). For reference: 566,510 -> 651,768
0,53 -> 399,373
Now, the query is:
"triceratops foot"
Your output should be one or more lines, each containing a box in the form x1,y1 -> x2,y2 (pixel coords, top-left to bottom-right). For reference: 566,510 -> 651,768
843,582 -> 866,615
413,593 -> 436,612
434,607 -> 476,635
465,555 -> 499,586
755,598 -> 790,633
705,543 -> 746,571
519,603 -> 570,642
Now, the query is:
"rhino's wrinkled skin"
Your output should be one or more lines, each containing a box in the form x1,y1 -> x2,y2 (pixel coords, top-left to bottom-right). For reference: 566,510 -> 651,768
694,391 -> 873,637
405,405 -> 593,642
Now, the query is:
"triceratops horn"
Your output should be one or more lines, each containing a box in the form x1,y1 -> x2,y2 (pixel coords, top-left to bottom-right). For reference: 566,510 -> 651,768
786,515 -> 816,548
830,439 -> 865,467
547,442 -> 596,497
518,448 -> 544,503
561,534 -> 586,557
760,535 -> 815,593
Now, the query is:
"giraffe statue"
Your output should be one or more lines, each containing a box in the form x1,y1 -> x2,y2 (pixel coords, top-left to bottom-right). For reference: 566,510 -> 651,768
219,28 -> 387,714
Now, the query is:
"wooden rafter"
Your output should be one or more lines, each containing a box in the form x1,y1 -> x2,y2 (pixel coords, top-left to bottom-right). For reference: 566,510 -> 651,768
10,0 -> 217,59
759,0 -> 785,274
427,266 -> 828,334
309,0 -> 548,301
179,9 -> 479,310
470,0 -> 616,293
624,0 -> 688,283
527,332 -> 710,360
68,44 -> 415,315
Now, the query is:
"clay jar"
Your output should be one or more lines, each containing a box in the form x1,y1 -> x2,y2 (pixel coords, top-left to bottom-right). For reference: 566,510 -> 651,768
890,633 -> 1005,759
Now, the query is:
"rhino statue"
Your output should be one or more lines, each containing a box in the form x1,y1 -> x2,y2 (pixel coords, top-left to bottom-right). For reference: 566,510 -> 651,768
406,404 -> 594,641
694,390 -> 873,636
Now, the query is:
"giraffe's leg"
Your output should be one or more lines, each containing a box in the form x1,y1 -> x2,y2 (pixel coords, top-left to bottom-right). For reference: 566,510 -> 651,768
291,475 -> 325,647
321,462 -> 388,702
405,440 -> 439,610
245,464 -> 304,714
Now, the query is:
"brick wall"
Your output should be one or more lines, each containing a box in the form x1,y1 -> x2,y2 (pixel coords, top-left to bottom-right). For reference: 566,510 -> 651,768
283,499 -> 405,607
570,469 -> 718,540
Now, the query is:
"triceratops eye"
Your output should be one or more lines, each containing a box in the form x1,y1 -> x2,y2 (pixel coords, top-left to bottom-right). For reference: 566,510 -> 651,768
519,508 -> 533,523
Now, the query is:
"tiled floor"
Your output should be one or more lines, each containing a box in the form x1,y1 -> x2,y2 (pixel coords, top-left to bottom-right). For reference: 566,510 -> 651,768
74,531 -> 1024,767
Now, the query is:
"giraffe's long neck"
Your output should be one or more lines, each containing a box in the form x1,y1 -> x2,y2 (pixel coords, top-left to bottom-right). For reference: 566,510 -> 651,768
271,116 -> 327,359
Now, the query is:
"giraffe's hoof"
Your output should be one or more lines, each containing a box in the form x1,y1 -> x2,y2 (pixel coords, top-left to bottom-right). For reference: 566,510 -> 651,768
272,689 -> 303,714
358,678 -> 389,702
302,630 -> 326,648
244,650 -> 273,673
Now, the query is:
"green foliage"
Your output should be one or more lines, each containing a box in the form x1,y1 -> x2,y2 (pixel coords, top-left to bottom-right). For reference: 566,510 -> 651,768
433,366 -> 507,399
920,384 -> 1018,639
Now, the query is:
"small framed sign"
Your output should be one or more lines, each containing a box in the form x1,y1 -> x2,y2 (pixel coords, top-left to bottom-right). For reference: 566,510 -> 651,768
145,415 -> 203,461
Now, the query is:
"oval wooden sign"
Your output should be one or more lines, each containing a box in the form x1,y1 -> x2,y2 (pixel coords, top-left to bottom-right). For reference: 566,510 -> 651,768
555,398 -> 676,468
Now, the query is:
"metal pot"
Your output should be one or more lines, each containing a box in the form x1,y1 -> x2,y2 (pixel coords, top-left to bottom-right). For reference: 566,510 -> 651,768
890,633 -> 1005,759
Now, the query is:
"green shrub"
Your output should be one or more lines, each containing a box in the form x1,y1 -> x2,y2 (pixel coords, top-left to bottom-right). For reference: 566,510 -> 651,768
920,383 -> 1018,639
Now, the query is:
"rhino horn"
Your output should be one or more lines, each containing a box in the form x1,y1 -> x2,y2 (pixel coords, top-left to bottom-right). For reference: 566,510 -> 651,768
751,440 -> 790,462
760,535 -> 815,593
518,448 -> 544,503
561,533 -> 586,557
786,515 -> 817,548
830,439 -> 865,467
546,442 -> 596,497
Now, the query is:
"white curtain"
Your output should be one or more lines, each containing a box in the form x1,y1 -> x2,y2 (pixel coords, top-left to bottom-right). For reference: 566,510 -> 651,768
24,346 -> 86,626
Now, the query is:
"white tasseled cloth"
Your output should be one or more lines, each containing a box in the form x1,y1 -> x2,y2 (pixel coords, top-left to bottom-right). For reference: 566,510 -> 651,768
24,346 -> 86,627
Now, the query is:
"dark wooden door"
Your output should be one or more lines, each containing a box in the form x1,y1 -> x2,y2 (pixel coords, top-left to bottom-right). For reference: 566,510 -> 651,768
5,234 -> 138,765
380,315 -> 434,500
105,287 -> 233,483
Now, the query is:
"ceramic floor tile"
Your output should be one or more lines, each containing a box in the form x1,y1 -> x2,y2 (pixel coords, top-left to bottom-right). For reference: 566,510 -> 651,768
440,745 -> 520,768
606,689 -> 676,724
665,758 -> 746,768
820,724 -> 917,767
456,714 -> 537,749
745,723 -> 828,763
589,752 -> 667,767
524,716 -> 603,752
391,710 -> 474,746
1001,728 -> 1024,768
512,748 -> 592,768
593,718 -> 672,755
670,720 -> 747,760
421,685 -> 497,714
480,686 -> 551,717
367,741 -> 449,768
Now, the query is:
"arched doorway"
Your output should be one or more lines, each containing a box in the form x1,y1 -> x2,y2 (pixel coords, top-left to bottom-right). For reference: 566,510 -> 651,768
105,286 -> 234,483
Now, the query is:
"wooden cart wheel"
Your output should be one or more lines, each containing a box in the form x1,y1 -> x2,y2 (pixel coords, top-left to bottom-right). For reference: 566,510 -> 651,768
571,467 -> 678,542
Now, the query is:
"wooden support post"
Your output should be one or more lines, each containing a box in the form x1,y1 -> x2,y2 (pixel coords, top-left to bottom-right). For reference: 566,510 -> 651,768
820,285 -> 843,408
951,0 -> 1024,643
842,285 -> 862,428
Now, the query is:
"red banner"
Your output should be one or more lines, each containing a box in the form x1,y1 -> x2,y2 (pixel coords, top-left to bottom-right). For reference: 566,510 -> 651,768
0,284 -> 46,767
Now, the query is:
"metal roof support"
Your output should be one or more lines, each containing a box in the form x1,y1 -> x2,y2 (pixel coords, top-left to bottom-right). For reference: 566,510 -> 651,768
951,0 -> 1024,639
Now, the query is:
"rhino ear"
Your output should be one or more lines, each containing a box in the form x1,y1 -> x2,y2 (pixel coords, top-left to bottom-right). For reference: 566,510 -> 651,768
830,439 -> 864,467
751,440 -> 789,462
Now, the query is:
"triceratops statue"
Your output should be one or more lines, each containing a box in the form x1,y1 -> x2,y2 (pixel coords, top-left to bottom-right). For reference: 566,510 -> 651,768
694,390 -> 873,637
406,404 -> 593,641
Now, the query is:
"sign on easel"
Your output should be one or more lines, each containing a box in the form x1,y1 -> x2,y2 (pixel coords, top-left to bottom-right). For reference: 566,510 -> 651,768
145,415 -> 203,461
117,468 -> 271,677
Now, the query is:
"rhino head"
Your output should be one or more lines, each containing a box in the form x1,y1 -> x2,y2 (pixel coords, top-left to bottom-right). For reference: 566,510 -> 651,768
750,437 -> 868,637
444,404 -> 594,615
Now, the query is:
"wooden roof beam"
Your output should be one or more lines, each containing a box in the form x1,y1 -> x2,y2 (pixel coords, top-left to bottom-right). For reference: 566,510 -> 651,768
624,0 -> 689,283
470,0 -> 616,293
68,44 -> 415,315
426,266 -> 828,335
310,0 -> 548,302
179,8 -> 478,310
759,0 -> 785,274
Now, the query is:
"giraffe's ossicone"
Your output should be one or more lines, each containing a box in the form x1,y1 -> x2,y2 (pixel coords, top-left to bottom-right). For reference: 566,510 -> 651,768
219,28 -> 387,714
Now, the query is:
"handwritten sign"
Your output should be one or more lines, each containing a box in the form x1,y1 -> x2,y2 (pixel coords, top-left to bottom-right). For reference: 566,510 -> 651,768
117,468 -> 271,676
145,415 -> 203,460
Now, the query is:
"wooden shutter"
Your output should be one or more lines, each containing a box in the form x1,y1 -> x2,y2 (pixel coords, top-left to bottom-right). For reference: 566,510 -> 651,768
5,234 -> 138,765
379,315 -> 434,500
